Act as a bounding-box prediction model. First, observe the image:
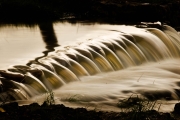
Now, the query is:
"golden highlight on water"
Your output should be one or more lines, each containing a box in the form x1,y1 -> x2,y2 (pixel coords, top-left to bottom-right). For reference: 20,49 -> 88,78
0,23 -> 180,112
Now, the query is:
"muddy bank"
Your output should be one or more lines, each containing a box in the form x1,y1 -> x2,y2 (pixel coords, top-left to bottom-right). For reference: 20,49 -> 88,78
0,102 -> 180,120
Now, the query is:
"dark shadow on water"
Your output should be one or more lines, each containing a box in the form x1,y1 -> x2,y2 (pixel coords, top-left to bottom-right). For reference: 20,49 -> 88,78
27,22 -> 59,66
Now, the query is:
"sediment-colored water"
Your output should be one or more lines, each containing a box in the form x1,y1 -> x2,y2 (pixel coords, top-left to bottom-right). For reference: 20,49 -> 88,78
0,22 -> 180,112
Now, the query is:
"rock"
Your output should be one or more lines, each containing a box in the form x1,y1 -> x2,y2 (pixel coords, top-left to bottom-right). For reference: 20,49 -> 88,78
2,102 -> 19,111
174,102 -> 180,113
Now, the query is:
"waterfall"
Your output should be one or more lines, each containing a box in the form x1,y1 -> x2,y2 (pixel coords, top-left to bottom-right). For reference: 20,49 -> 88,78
0,23 -> 180,109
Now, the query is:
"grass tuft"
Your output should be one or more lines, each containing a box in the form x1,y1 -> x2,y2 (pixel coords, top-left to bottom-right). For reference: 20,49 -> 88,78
117,94 -> 164,119
117,94 -> 161,112
44,90 -> 55,105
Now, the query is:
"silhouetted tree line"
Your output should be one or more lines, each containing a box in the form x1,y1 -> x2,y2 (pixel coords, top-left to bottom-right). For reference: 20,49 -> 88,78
0,0 -> 180,27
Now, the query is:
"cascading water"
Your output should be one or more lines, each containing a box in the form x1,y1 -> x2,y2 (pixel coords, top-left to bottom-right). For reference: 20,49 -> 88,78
0,22 -> 180,112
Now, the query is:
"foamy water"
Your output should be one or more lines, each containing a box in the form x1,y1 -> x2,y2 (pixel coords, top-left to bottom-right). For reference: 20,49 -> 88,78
29,58 -> 180,112
1,22 -> 180,112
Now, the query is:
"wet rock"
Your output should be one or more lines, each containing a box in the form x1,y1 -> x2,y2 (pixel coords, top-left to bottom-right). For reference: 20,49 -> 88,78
140,90 -> 172,100
0,70 -> 24,83
2,102 -> 19,111
174,102 -> 180,114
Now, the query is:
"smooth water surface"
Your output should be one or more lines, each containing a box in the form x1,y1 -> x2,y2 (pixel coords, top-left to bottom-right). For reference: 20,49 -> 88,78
1,22 -> 180,112
0,22 -> 121,69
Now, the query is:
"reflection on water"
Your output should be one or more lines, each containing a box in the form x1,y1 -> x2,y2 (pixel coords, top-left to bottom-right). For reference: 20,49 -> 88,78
0,22 -> 180,112
0,22 -> 142,69
27,22 -> 59,65
0,22 -> 108,69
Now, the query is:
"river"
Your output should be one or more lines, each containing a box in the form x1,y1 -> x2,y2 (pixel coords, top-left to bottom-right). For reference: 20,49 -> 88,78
0,21 -> 180,112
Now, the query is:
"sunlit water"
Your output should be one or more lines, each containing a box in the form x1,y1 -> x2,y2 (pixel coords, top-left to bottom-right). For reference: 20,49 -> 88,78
0,22 -> 180,112
0,22 -> 112,69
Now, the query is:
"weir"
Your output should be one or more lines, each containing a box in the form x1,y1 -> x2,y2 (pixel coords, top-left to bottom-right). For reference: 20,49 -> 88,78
0,23 -> 180,109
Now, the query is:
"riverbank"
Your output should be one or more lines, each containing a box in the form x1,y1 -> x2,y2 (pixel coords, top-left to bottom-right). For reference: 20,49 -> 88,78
0,0 -> 180,29
1,1 -> 180,119
0,102 -> 180,120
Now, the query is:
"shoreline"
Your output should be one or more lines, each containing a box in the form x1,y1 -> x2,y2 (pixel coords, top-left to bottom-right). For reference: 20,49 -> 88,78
0,102 -> 180,120
1,0 -> 180,119
0,0 -> 180,29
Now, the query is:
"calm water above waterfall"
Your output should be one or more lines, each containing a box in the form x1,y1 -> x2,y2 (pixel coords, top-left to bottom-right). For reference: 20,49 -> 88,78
0,22 -> 111,69
0,22 -> 180,112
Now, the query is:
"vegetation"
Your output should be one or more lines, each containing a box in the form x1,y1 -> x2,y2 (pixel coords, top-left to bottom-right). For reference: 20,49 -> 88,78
0,0 -> 180,28
0,0 -> 180,119
0,91 -> 179,119
0,0 -> 95,22
117,95 -> 165,120
117,95 -> 160,112
0,94 -> 179,120
44,90 -> 55,105
104,0 -> 180,4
